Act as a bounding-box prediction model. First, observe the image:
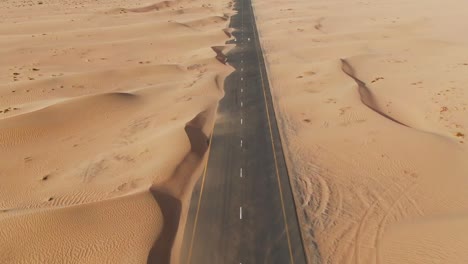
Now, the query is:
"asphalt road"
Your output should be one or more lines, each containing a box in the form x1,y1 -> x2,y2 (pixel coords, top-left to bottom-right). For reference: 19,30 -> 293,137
180,0 -> 307,262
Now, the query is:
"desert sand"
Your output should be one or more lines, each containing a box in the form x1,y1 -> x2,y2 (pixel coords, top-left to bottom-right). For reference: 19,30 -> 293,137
0,0 -> 233,263
252,0 -> 468,263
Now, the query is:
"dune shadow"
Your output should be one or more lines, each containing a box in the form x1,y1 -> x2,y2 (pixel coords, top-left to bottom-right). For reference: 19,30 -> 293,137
340,58 -> 409,128
147,188 -> 182,264
147,109 -> 213,264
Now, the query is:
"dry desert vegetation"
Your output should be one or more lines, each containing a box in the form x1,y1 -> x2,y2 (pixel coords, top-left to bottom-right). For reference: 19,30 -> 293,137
0,0 -> 233,263
253,0 -> 468,263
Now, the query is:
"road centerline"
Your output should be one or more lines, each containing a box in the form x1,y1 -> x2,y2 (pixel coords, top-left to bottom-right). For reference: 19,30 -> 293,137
181,0 -> 307,261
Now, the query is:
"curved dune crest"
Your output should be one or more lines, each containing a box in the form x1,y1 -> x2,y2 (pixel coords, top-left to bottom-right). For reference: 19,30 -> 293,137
251,0 -> 468,263
126,0 -> 182,13
0,92 -> 141,147
0,0 -> 233,263
223,27 -> 235,37
185,15 -> 229,28
340,58 -> 410,128
0,191 -> 163,264
106,0 -> 183,14
211,45 -> 235,64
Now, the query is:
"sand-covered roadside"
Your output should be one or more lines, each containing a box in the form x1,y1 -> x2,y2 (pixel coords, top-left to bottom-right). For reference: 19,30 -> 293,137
252,0 -> 468,263
0,0 -> 233,263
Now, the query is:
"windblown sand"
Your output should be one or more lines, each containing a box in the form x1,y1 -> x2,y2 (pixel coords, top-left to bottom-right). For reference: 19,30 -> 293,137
0,0 -> 233,263
252,0 -> 468,263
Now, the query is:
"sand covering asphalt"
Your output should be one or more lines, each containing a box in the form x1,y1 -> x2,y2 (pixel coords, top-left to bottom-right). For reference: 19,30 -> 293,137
0,0 -> 233,263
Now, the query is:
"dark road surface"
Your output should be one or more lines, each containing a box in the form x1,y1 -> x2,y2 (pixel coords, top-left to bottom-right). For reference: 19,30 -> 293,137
180,0 -> 307,263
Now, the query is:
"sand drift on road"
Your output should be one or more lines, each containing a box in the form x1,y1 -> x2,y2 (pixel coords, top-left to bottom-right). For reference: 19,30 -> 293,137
0,0 -> 233,263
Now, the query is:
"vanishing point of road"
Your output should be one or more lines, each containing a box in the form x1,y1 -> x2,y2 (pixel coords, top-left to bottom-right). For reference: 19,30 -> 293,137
181,0 -> 308,262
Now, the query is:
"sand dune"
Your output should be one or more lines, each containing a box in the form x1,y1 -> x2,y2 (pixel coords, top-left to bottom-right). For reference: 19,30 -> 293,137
340,58 -> 410,129
124,0 -> 182,13
0,0 -> 233,262
1,191 -> 162,264
252,0 -> 468,263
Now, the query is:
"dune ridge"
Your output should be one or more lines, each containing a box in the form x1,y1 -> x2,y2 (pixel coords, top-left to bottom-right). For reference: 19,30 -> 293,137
340,58 -> 409,128
0,190 -> 163,264
125,0 -> 182,13
251,0 -> 468,263
0,0 -> 234,262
